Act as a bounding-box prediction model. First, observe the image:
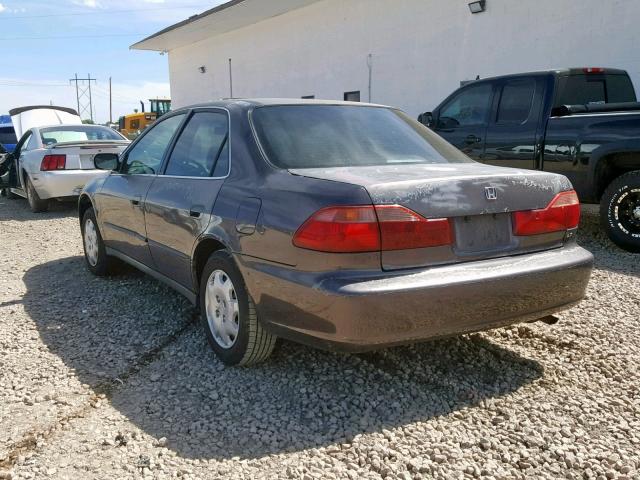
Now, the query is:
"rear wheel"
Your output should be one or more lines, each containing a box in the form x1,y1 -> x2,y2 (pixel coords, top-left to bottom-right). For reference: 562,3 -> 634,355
600,171 -> 640,253
199,250 -> 276,366
25,175 -> 49,213
82,207 -> 113,276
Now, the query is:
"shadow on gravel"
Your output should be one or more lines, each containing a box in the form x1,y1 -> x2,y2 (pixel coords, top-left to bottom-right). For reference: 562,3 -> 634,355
578,208 -> 640,278
0,198 -> 76,222
24,256 -> 544,461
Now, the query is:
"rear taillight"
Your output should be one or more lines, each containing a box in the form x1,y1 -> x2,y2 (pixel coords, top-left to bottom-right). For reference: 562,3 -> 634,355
292,205 -> 453,253
375,205 -> 452,250
292,206 -> 380,253
40,154 -> 66,171
513,190 -> 580,236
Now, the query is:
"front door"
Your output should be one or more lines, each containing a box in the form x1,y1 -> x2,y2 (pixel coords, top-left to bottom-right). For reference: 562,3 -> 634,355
144,109 -> 231,288
482,76 -> 544,170
97,113 -> 187,266
433,82 -> 494,161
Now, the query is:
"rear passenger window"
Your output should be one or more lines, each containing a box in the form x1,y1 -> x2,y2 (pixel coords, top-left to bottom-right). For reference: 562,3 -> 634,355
164,111 -> 229,178
496,79 -> 535,124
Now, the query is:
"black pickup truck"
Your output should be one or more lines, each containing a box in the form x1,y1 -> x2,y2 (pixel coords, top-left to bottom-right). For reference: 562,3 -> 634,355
419,68 -> 640,252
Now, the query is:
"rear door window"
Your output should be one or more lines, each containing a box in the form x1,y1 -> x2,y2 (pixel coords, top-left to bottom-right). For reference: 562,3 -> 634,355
164,111 -> 229,177
496,79 -> 536,124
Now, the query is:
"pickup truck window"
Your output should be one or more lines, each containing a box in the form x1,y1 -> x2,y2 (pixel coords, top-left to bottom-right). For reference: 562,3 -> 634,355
555,74 -> 636,107
496,79 -> 536,125
439,83 -> 492,128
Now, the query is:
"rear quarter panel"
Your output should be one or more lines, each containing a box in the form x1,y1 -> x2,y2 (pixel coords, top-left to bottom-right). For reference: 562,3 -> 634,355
543,113 -> 640,201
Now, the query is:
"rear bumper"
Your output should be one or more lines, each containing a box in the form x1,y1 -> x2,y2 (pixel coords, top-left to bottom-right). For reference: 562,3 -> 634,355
30,170 -> 108,199
240,245 -> 594,352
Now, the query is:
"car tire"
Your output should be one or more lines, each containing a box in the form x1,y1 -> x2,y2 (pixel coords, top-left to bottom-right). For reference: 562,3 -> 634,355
81,207 -> 112,276
199,250 -> 276,366
600,170 -> 640,253
25,175 -> 49,213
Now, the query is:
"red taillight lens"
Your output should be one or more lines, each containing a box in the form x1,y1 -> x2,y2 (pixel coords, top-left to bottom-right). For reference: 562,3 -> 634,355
375,205 -> 452,250
40,154 -> 66,171
292,205 -> 454,253
513,190 -> 580,236
292,206 -> 381,253
582,67 -> 605,74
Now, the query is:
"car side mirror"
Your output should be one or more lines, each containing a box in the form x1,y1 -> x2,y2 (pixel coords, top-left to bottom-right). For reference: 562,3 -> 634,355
94,153 -> 120,171
418,112 -> 434,128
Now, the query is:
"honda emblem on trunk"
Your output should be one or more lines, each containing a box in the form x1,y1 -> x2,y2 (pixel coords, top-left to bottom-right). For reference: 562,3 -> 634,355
485,187 -> 498,200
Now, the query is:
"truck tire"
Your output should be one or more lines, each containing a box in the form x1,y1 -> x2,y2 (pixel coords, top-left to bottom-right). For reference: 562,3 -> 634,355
199,250 -> 277,366
600,171 -> 640,253
25,176 -> 49,213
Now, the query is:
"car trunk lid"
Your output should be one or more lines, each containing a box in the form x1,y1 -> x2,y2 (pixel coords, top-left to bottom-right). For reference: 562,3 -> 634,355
290,163 -> 573,270
47,141 -> 128,170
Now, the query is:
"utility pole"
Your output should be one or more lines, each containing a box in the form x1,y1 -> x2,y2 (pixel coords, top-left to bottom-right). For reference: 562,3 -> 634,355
228,58 -> 233,98
69,73 -> 97,122
109,77 -> 113,124
367,54 -> 373,102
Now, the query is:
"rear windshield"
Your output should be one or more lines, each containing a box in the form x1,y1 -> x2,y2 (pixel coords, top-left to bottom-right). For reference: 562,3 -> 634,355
39,125 -> 124,145
0,126 -> 17,145
555,74 -> 637,106
251,105 -> 471,169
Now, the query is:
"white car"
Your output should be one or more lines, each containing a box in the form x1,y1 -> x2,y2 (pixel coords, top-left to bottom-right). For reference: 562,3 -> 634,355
3,106 -> 129,212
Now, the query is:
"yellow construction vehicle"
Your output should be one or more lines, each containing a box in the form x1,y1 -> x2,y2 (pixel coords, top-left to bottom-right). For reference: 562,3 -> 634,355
118,98 -> 171,140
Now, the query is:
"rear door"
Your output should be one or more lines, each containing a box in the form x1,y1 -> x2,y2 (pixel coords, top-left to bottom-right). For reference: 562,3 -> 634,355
144,109 -> 231,288
482,76 -> 545,169
432,82 -> 495,160
97,113 -> 186,266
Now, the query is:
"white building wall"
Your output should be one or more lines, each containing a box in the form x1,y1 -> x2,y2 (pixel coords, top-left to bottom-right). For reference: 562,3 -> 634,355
167,0 -> 640,117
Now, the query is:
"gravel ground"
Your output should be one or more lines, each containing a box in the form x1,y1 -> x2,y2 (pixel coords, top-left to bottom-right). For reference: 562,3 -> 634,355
0,197 -> 638,480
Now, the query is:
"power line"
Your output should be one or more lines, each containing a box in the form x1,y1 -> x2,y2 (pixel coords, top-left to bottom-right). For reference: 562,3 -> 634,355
0,4 -> 212,21
0,33 -> 150,41
0,82 -> 70,87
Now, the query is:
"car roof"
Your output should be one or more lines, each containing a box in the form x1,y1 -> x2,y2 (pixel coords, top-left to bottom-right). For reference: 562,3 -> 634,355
173,98 -> 392,112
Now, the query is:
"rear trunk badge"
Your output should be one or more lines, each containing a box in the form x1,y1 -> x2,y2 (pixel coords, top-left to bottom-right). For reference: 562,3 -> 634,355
485,187 -> 498,200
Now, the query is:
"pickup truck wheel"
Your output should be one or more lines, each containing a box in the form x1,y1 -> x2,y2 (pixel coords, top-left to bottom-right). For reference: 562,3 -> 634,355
81,207 -> 112,276
199,250 -> 276,366
600,171 -> 640,253
25,176 -> 49,213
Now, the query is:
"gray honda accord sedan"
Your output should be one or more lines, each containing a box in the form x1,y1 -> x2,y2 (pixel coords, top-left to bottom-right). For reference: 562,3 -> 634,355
79,99 -> 593,366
